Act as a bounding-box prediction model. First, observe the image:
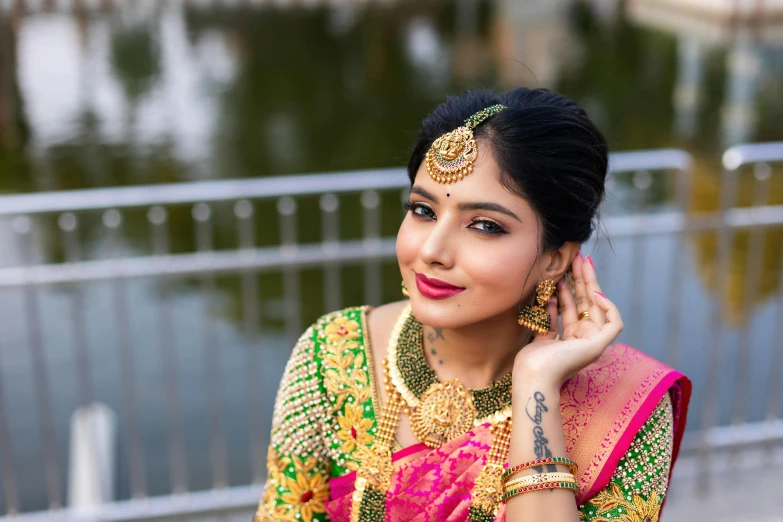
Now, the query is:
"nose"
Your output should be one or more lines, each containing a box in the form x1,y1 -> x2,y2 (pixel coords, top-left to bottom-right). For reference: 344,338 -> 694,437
418,217 -> 455,269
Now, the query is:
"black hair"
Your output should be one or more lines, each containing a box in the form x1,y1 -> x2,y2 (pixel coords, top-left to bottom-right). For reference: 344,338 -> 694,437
407,88 -> 607,250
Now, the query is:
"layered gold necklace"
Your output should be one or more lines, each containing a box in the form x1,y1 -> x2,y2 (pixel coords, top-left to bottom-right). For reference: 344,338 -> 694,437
350,305 -> 513,522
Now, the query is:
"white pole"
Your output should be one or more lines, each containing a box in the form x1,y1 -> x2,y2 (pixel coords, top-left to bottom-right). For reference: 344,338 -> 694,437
67,402 -> 117,511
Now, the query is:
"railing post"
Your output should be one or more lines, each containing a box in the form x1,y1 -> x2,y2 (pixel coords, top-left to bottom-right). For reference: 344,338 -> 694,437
67,402 -> 117,511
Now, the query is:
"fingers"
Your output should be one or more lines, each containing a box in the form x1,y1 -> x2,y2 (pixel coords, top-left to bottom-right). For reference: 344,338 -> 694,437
589,291 -> 624,350
571,252 -> 591,317
581,255 -> 607,324
557,277 -> 578,326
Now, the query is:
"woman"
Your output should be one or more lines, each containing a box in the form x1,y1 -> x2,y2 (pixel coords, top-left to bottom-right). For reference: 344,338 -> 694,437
254,88 -> 691,522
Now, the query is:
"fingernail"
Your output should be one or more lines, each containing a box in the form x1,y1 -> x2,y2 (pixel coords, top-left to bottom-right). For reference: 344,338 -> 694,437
587,256 -> 595,269
594,290 -> 606,298
578,251 -> 584,261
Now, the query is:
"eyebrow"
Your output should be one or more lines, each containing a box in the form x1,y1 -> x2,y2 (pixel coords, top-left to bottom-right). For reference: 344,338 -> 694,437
409,186 -> 522,222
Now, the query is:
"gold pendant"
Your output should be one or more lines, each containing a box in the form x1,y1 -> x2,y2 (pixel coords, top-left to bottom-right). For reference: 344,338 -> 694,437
425,127 -> 477,184
472,463 -> 505,512
357,445 -> 393,490
410,379 -> 477,447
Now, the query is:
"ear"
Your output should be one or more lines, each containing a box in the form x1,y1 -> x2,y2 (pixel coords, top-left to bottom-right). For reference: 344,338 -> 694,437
542,241 -> 580,281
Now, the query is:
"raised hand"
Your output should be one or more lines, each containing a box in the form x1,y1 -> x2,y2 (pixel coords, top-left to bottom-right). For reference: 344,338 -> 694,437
512,253 -> 624,388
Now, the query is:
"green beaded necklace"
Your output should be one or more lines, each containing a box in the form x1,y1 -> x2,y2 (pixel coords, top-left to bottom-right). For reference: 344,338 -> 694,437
389,308 -> 513,425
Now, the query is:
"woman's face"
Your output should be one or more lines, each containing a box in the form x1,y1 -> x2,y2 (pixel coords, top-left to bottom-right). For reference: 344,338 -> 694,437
397,144 -> 550,329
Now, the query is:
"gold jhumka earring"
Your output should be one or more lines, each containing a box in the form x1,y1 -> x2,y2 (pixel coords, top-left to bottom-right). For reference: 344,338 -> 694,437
517,279 -> 556,335
401,280 -> 410,297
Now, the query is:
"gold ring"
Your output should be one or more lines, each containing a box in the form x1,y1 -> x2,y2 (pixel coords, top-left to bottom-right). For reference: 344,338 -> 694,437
578,311 -> 589,321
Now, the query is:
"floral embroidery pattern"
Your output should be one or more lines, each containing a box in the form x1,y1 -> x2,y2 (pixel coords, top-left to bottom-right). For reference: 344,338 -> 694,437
260,448 -> 329,522
336,402 -> 374,453
324,315 -> 362,346
582,482 -> 663,522
279,457 -> 330,522
318,309 -> 377,472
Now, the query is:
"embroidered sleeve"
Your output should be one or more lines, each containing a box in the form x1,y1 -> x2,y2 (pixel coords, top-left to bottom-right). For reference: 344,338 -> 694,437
254,326 -> 332,522
318,307 -> 380,477
578,391 -> 674,522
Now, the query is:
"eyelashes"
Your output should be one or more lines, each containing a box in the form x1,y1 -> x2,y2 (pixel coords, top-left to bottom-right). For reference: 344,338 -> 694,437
404,201 -> 434,219
403,201 -> 508,236
469,218 -> 507,235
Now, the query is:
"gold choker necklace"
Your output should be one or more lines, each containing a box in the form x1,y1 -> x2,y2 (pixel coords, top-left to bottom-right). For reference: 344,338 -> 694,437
387,308 -> 513,447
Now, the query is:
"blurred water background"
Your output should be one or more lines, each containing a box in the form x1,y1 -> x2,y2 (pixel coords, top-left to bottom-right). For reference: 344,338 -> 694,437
0,0 -> 782,515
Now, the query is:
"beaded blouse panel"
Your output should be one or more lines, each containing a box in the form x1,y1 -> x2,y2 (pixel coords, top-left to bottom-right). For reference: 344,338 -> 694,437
255,306 -> 675,522
258,325 -> 332,522
579,392 -> 674,522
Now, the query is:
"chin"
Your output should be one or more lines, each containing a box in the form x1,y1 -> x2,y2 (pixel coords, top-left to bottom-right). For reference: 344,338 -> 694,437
409,296 -> 474,329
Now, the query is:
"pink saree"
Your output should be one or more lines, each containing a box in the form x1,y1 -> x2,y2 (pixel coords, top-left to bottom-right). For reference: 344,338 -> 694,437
324,343 -> 691,521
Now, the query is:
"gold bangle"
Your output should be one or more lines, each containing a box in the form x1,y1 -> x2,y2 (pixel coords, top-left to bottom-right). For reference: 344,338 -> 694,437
504,472 -> 575,493
502,457 -> 578,482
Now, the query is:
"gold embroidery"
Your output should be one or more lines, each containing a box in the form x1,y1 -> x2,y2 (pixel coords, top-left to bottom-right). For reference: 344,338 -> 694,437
254,503 -> 292,522
584,482 -> 663,522
324,314 -> 362,346
319,309 -> 377,472
277,457 -> 330,522
261,448 -> 329,522
322,315 -> 371,413
263,447 -> 291,506
336,402 -> 375,453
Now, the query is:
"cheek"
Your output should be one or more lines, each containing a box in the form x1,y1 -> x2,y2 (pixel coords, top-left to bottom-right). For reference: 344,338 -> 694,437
396,217 -> 418,269
463,238 -> 537,293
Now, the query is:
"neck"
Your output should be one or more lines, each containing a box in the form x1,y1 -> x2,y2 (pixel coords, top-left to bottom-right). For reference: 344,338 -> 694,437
422,307 -> 532,389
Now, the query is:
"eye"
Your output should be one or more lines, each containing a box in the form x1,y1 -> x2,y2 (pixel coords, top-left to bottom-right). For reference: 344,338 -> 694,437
469,219 -> 507,235
405,201 -> 436,220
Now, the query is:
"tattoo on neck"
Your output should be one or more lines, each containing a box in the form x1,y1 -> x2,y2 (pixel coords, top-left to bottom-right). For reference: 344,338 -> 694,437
427,328 -> 445,343
525,391 -> 558,473
426,328 -> 446,365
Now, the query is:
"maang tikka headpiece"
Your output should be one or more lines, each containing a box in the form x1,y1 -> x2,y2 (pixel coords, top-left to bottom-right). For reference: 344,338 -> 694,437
425,104 -> 506,184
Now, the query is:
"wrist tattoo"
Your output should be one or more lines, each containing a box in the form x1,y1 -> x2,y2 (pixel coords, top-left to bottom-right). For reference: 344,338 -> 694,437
525,391 -> 558,474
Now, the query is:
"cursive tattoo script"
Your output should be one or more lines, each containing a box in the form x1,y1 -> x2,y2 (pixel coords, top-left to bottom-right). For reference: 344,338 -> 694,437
525,391 -> 558,474
525,391 -> 549,424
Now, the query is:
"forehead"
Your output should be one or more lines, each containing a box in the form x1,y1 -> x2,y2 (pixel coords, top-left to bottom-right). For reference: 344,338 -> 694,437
413,145 -> 525,209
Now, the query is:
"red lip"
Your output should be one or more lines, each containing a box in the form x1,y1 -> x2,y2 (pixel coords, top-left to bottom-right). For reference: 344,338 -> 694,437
415,273 -> 465,300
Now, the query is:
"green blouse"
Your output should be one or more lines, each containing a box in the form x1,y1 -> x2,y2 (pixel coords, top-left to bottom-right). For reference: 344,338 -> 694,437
255,306 -> 674,522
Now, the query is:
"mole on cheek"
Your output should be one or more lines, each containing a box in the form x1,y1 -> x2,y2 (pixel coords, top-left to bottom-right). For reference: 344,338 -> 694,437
447,193 -> 450,197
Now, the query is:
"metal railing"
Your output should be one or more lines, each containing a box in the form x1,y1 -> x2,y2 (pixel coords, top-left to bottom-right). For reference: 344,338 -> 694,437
0,145 -> 781,520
